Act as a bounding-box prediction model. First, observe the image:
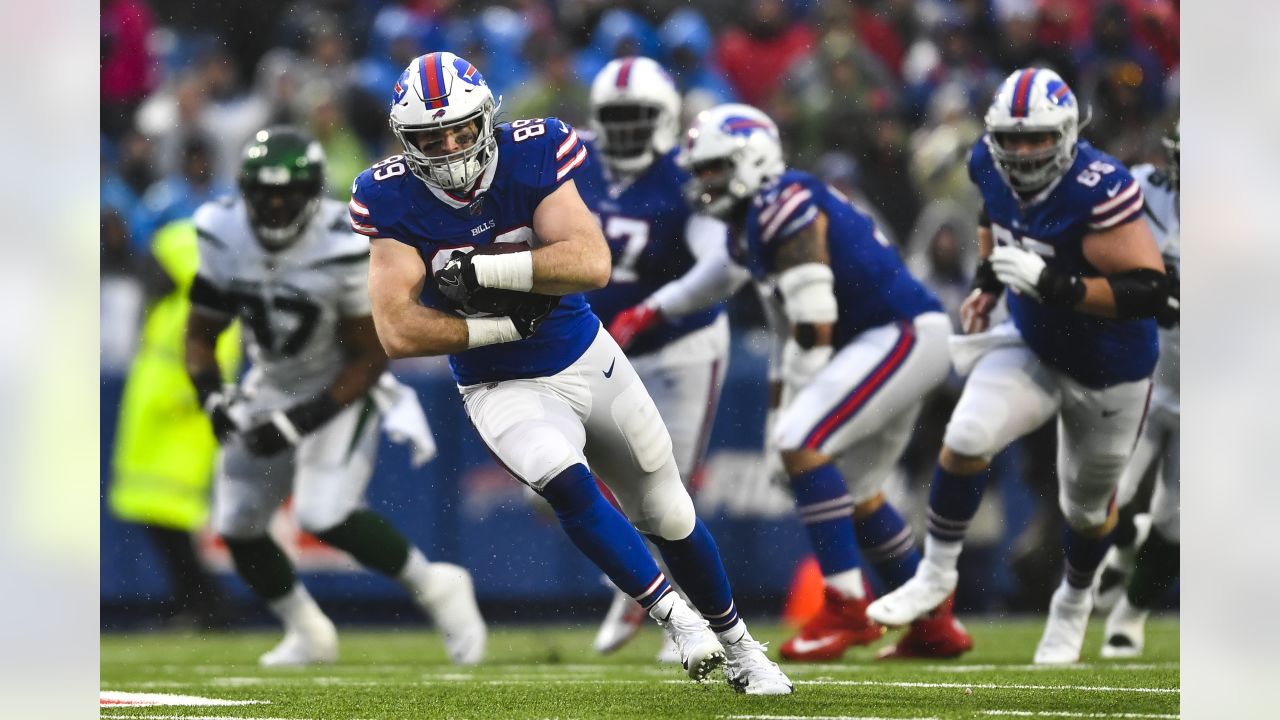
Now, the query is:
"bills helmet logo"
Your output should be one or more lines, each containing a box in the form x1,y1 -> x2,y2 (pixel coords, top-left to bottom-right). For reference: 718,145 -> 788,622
452,58 -> 486,88
392,69 -> 411,105
1046,78 -> 1076,108
721,116 -> 774,137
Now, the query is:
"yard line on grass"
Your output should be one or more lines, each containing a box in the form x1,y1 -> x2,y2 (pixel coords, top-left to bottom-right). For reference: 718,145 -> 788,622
728,680 -> 1178,694
977,707 -> 1177,712
723,715 -> 941,720
100,715 -> 302,720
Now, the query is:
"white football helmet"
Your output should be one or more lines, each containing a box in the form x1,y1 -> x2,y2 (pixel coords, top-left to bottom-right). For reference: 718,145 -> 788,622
589,56 -> 681,175
983,67 -> 1080,193
389,52 -> 500,190
680,103 -> 785,218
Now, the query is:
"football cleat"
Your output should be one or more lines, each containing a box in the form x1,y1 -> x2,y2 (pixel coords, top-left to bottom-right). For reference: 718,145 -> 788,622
594,587 -> 647,655
780,587 -> 883,661
724,631 -> 794,695
867,563 -> 958,627
259,617 -> 339,667
416,563 -> 487,665
1093,514 -> 1150,613
876,595 -> 974,660
650,594 -> 726,681
1100,596 -> 1149,659
1034,583 -> 1093,665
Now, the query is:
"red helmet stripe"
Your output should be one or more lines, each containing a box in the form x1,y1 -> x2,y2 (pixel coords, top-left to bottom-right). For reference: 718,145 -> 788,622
1011,69 -> 1037,118
421,53 -> 448,109
615,58 -> 635,89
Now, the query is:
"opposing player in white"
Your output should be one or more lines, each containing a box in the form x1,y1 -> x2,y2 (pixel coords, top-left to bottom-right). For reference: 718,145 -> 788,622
574,57 -> 747,661
186,127 -> 486,667
359,52 -> 790,694
865,69 -> 1172,664
1096,123 -> 1180,658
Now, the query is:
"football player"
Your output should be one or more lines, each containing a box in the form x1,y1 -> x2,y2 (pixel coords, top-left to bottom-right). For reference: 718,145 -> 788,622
1096,122 -> 1180,658
357,52 -> 791,694
574,56 -> 749,661
866,69 -> 1172,664
186,126 -> 486,667
682,104 -> 973,662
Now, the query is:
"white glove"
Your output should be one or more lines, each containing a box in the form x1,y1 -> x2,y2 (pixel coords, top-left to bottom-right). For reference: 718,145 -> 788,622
780,338 -> 832,395
990,245 -> 1046,301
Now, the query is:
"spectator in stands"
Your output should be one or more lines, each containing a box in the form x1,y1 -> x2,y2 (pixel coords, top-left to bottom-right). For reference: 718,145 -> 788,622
102,0 -> 158,139
575,9 -> 662,88
715,0 -> 816,107
130,136 -> 233,253
507,39 -> 591,128
659,9 -> 737,123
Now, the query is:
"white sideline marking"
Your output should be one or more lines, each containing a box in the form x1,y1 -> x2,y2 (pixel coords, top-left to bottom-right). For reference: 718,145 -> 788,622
100,716 -> 300,720
977,707 -> 1177,712
100,691 -> 268,706
777,680 -> 1178,694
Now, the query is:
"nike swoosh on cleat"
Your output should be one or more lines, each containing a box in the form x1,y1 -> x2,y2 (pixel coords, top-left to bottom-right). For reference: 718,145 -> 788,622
787,635 -> 841,654
603,358 -> 616,378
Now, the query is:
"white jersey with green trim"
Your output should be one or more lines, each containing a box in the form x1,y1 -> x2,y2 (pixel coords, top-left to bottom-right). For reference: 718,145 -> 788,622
193,197 -> 372,407
1134,164 -> 1179,397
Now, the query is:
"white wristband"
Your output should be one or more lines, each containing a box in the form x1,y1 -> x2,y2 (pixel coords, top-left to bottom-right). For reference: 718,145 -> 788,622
269,410 -> 303,445
472,251 -> 534,292
466,317 -> 521,348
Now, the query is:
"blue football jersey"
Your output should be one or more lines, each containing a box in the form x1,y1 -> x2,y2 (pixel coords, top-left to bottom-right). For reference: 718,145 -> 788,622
350,117 -> 600,385
970,137 -> 1158,388
737,170 -> 942,348
575,141 -> 724,356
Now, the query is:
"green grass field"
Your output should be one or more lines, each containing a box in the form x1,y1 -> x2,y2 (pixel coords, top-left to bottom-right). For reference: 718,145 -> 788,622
101,616 -> 1178,719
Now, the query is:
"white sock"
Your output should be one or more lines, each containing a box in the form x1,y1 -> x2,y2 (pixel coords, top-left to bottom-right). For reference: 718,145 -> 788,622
825,567 -> 866,599
716,619 -> 747,645
924,535 -> 964,573
267,584 -> 326,630
396,547 -> 433,599
1057,579 -> 1091,605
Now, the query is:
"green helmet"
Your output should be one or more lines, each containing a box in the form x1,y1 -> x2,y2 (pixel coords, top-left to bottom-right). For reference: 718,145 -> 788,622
239,126 -> 326,249
1161,121 -> 1179,192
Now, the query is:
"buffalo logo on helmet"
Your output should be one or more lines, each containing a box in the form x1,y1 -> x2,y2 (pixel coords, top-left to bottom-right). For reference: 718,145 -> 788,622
452,57 -> 486,88
392,69 -> 411,105
721,116 -> 774,137
1045,78 -> 1076,108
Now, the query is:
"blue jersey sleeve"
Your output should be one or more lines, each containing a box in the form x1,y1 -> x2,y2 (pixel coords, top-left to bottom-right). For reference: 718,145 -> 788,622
525,117 -> 591,204
757,174 -> 820,247
1079,160 -> 1144,232
349,157 -> 413,241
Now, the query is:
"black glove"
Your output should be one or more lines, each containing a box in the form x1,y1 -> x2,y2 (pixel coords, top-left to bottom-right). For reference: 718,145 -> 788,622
435,250 -> 480,307
971,258 -> 1006,296
192,368 -> 238,443
1157,268 -> 1180,328
509,294 -> 560,338
242,395 -> 341,457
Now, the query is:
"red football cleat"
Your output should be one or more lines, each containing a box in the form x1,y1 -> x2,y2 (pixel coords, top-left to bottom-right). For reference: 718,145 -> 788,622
780,587 -> 884,662
876,595 -> 974,660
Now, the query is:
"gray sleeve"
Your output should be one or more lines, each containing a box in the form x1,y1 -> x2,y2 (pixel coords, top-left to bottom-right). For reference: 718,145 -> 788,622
648,214 -> 751,318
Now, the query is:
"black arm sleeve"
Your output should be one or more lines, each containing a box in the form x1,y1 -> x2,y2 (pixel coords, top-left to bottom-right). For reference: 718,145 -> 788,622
1109,268 -> 1171,320
978,204 -> 991,229
189,274 -> 230,315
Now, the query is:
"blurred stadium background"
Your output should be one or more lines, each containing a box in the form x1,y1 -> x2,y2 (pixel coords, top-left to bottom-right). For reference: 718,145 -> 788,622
100,0 -> 1180,631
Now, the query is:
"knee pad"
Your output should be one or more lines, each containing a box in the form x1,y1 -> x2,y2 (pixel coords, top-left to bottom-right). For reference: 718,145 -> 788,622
508,423 -> 583,488
942,415 -> 997,459
611,382 -> 674,473
292,485 -> 355,535
639,485 -> 697,541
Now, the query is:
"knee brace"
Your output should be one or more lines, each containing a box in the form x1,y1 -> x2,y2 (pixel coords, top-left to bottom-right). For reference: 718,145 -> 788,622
634,479 -> 697,541
943,415 -> 997,460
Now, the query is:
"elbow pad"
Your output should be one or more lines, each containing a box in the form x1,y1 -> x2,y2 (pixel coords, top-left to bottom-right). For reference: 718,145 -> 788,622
1108,268 -> 1171,320
777,262 -> 838,325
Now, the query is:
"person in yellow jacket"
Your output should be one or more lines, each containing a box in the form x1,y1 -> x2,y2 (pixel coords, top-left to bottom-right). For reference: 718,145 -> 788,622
108,217 -> 241,629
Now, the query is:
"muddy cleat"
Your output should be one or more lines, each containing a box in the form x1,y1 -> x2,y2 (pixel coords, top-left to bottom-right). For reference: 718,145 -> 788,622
780,587 -> 884,661
876,595 -> 973,660
594,587 -> 647,655
417,563 -> 487,665
650,594 -> 726,681
724,630 -> 794,695
867,563 -> 958,627
259,617 -> 338,667
1034,583 -> 1092,665
1100,596 -> 1148,659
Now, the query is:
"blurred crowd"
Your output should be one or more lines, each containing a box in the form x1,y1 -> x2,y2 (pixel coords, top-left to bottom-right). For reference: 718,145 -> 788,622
101,0 -> 1179,365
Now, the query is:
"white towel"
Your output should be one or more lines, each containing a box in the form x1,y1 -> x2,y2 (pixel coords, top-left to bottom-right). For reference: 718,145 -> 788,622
371,373 -> 437,467
948,321 -> 1024,377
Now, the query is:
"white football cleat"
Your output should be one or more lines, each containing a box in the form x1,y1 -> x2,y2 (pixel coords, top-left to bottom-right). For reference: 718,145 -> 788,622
417,563 -> 487,665
259,618 -> 338,667
655,633 -> 681,664
867,563 -> 958,627
1093,514 -> 1150,613
723,630 -> 794,695
1100,596 -> 1149,659
594,587 -> 646,654
1034,582 -> 1093,665
649,594 -> 726,681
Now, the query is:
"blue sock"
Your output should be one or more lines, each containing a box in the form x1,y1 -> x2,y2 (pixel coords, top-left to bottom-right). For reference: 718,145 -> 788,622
1062,524 -> 1115,589
538,465 -> 671,610
791,464 -> 862,576
647,519 -> 740,633
926,465 -> 988,542
855,502 -> 921,592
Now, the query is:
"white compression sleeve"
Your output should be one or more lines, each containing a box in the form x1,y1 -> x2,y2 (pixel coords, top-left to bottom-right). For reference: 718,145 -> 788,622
471,251 -> 534,292
466,317 -> 521,348
648,215 -> 751,318
777,262 -> 838,324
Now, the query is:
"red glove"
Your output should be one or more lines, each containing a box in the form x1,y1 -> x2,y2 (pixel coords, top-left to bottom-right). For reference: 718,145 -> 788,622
607,303 -> 662,350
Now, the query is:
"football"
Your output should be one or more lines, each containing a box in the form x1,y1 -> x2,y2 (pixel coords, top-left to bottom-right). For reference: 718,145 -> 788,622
441,241 -> 561,317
